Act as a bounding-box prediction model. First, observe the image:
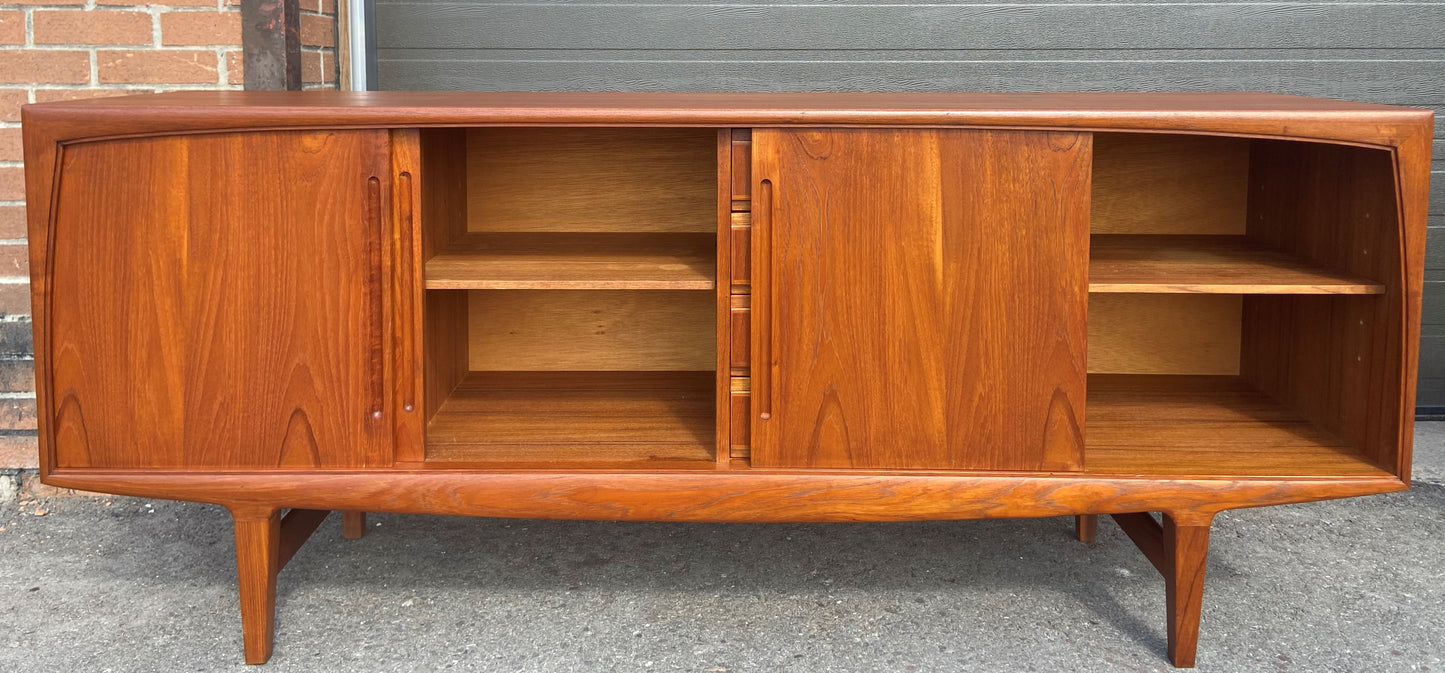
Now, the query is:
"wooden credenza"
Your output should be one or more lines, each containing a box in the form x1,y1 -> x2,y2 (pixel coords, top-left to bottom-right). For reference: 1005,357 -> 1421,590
22,92 -> 1433,667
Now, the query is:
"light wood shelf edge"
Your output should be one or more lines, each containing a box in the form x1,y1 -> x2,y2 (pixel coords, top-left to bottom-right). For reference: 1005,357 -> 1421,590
1088,234 -> 1385,295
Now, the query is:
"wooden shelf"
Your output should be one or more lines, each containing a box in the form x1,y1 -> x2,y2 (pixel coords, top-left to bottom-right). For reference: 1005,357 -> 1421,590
1085,374 -> 1392,477
1089,235 -> 1385,294
425,371 -> 716,465
425,232 -> 716,290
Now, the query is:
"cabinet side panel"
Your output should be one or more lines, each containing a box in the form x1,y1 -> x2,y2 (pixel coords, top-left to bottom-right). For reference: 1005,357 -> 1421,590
1241,140 -> 1404,472
753,129 -> 1088,471
49,131 -> 393,469
419,129 -> 470,429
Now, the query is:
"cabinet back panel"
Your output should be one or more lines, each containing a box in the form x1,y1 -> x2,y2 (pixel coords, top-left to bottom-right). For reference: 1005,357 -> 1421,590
466,128 -> 717,233
468,290 -> 715,371
1089,294 -> 1242,375
1091,133 -> 1249,235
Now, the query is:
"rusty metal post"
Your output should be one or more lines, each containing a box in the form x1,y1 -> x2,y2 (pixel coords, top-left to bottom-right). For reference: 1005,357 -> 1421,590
241,0 -> 302,90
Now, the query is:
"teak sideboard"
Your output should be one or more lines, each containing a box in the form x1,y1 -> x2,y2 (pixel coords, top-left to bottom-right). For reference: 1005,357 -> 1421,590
21,92 -> 1432,667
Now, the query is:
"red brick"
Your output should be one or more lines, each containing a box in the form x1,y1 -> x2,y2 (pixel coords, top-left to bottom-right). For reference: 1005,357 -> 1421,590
4,0 -> 84,6
0,11 -> 25,45
0,128 -> 20,163
0,434 -> 38,469
161,10 -> 241,47
0,90 -> 24,123
0,283 -> 30,315
0,397 -> 35,431
98,50 -> 219,84
302,50 -> 323,84
0,168 -> 23,202
299,0 -> 321,12
0,206 -> 23,240
0,51 -> 91,85
33,89 -> 136,103
322,0 -> 336,14
35,10 -> 154,45
98,0 -> 214,7
0,244 -> 27,276
225,49 -> 243,85
300,13 -> 334,48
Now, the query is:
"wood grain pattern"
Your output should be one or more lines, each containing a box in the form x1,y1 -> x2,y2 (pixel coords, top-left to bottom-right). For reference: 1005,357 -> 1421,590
425,371 -> 714,464
730,377 -> 750,459
230,505 -> 329,665
277,508 -> 330,569
715,130 -> 735,465
418,129 -> 471,433
22,93 -> 1431,156
1086,374 -> 1390,477
730,129 -> 751,204
19,93 -> 1432,671
1242,141 -> 1406,471
466,128 -> 716,233
47,131 -> 393,469
1089,235 -> 1385,294
730,212 -> 751,294
425,232 -> 716,290
1091,133 -> 1248,235
467,290 -> 715,371
390,130 -> 427,462
230,507 -> 281,665
752,128 -> 1089,471
1107,510 -> 1213,666
729,294 -> 750,376
1088,295 -> 1242,375
57,468 -> 1404,524
1164,515 -> 1213,668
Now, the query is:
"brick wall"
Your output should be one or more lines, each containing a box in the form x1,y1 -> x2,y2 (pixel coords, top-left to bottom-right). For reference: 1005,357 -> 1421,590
301,0 -> 338,89
0,1 -> 341,485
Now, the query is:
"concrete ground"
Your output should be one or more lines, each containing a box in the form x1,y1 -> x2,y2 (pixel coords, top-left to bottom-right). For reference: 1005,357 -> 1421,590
1,428 -> 1442,673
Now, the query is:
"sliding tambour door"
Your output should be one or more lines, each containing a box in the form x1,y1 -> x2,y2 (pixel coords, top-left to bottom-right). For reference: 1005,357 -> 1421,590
749,129 -> 1090,471
45,131 -> 395,469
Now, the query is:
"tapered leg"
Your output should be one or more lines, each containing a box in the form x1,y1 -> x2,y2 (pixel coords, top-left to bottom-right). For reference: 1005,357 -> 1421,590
231,507 -> 282,665
342,511 -> 367,540
1075,514 -> 1097,543
1163,514 -> 1212,668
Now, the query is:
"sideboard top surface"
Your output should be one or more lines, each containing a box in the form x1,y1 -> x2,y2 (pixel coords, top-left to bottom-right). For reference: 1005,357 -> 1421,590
21,91 -> 1433,148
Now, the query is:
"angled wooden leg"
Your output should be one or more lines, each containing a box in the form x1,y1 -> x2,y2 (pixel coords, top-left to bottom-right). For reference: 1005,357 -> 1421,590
229,506 -> 331,665
342,511 -> 367,540
1111,512 -> 1214,668
1164,514 -> 1212,668
231,507 -> 281,665
1075,514 -> 1098,543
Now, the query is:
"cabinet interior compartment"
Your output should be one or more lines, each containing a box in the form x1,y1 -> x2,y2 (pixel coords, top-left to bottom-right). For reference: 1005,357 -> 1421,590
1086,133 -> 1403,479
418,127 -> 720,467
